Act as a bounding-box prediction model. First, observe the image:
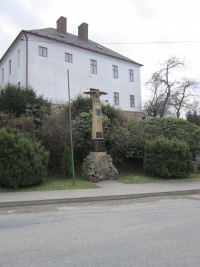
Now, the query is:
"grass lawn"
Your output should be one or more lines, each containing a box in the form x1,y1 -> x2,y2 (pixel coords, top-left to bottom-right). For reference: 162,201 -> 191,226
0,171 -> 200,193
118,172 -> 200,184
0,173 -> 97,193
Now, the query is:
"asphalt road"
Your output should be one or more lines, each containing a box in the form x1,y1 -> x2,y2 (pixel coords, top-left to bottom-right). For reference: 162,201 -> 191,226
0,195 -> 200,267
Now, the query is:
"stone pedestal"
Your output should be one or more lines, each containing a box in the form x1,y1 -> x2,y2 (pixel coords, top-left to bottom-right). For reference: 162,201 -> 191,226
82,155 -> 118,181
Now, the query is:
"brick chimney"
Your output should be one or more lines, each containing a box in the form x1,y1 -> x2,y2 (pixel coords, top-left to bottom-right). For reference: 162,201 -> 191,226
57,16 -> 67,34
78,23 -> 88,42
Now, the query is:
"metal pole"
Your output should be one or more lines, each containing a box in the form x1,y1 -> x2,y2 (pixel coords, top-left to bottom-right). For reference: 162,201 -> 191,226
67,69 -> 75,186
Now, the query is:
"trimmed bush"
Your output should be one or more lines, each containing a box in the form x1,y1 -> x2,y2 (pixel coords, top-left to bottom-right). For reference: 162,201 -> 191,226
61,147 -> 72,177
0,127 -> 49,188
144,137 -> 193,178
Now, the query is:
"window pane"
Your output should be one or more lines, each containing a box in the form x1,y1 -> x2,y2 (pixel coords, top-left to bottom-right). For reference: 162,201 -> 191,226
112,65 -> 118,78
39,47 -> 43,56
2,68 -> 4,82
39,46 -> 47,57
65,53 -> 72,63
69,54 -> 72,62
130,95 -> 135,107
129,69 -> 134,82
112,66 -> 115,78
90,59 -> 97,74
9,60 -> 11,75
43,48 -> 47,57
114,92 -> 119,105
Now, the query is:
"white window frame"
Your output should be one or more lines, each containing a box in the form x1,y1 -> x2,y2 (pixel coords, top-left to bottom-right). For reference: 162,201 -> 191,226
65,53 -> 73,63
90,59 -> 97,74
9,60 -> 11,75
129,69 -> 134,82
130,95 -> 135,107
39,46 -> 48,57
2,68 -> 4,82
112,65 -> 118,79
113,92 -> 119,105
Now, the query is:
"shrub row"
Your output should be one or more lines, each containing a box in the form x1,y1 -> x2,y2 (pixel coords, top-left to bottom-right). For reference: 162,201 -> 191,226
0,86 -> 199,185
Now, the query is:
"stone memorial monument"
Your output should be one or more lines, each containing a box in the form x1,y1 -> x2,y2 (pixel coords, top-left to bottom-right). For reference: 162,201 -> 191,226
82,89 -> 118,181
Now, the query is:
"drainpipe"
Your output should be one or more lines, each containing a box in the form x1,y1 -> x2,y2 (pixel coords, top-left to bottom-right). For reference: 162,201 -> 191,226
24,31 -> 28,87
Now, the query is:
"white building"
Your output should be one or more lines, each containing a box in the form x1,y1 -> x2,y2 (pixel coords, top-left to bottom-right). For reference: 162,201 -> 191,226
0,16 -> 143,112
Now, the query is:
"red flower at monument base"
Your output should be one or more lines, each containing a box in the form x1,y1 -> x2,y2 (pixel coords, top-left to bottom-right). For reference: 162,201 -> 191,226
91,177 -> 99,183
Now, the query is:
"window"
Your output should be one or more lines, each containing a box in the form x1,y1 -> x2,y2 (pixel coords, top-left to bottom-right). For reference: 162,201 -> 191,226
129,69 -> 134,82
130,95 -> 135,107
113,92 -> 119,105
112,65 -> 118,79
65,53 -> 73,63
18,50 -> 20,66
2,68 -> 4,82
39,46 -> 48,57
90,59 -> 97,74
9,60 -> 11,75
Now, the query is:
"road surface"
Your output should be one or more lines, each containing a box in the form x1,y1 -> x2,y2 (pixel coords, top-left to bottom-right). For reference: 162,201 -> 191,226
0,195 -> 200,267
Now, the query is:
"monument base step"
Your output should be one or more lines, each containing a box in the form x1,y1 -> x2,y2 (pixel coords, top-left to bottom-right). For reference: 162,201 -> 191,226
82,155 -> 118,181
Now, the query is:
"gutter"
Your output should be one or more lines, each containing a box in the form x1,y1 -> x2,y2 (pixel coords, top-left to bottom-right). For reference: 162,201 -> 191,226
23,31 -> 28,87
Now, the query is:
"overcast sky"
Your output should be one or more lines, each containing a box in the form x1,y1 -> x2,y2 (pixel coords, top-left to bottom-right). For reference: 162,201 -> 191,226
0,0 -> 200,100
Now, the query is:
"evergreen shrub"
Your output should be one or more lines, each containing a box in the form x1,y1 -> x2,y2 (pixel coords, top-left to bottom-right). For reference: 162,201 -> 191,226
0,83 -> 51,124
144,137 -> 193,178
61,147 -> 72,177
0,127 -> 49,188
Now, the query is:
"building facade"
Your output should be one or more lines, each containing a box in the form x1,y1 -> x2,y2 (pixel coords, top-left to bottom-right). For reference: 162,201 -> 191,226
0,16 -> 143,112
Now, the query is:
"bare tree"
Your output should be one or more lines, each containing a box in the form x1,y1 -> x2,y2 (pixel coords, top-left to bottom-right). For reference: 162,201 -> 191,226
143,83 -> 165,117
171,79 -> 199,118
143,56 -> 199,118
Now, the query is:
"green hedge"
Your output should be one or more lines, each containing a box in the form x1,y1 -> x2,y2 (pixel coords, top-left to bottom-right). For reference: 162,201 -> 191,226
0,127 -> 49,188
127,118 -> 200,159
144,137 -> 193,178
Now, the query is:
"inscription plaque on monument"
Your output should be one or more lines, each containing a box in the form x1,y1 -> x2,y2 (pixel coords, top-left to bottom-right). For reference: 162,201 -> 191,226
96,109 -> 101,116
90,139 -> 106,152
96,132 -> 102,138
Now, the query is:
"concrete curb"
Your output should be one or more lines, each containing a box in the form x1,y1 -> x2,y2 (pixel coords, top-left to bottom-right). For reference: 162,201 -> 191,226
1,189 -> 200,208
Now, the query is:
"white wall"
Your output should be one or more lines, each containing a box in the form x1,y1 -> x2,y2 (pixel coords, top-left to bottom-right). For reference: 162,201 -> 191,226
0,33 -> 26,88
28,34 -> 142,111
1,33 -> 142,112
